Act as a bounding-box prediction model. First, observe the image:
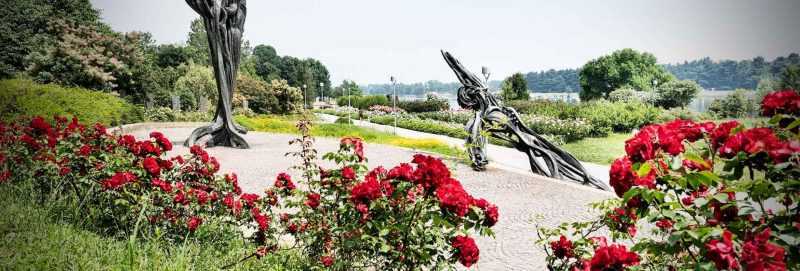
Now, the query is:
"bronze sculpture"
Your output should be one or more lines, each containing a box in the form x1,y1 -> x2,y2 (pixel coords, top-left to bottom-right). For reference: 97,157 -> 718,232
441,51 -> 609,190
184,0 -> 249,148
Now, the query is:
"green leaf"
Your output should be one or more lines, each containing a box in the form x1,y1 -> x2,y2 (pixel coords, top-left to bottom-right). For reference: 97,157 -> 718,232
637,162 -> 652,178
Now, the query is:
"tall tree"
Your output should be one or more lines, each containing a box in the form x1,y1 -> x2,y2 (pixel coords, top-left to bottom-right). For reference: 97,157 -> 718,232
579,48 -> 674,100
186,18 -> 209,65
780,65 -> 800,90
500,73 -> 529,101
333,80 -> 363,97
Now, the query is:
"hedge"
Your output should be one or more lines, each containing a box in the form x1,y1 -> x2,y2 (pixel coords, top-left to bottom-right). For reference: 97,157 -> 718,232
0,79 -> 142,125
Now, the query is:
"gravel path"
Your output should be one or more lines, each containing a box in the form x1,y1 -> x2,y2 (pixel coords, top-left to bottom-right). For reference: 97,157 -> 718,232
128,126 -> 612,270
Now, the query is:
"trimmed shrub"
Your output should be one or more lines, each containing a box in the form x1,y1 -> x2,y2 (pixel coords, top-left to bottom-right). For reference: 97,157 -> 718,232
0,79 -> 142,125
396,95 -> 449,113
653,79 -> 701,109
336,95 -> 389,110
708,89 -> 756,118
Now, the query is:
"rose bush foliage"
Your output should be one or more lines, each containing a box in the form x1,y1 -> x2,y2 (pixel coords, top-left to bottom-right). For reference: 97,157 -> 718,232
537,89 -> 800,271
0,115 -> 497,269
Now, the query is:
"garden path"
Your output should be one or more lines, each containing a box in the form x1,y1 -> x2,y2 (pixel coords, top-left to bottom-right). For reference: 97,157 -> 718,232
127,125 -> 612,270
316,113 -> 612,189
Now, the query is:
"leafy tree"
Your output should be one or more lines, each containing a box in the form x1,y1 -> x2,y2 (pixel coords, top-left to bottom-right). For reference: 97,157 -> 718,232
265,79 -> 303,114
173,64 -> 215,111
252,45 -> 281,81
0,0 -> 101,78
707,89 -> 756,118
525,69 -> 581,92
332,80 -> 363,97
654,79 -> 701,108
500,73 -> 529,101
27,20 -> 145,91
235,74 -> 277,114
780,65 -> 800,90
579,48 -> 674,100
185,18 -> 209,66
154,44 -> 191,68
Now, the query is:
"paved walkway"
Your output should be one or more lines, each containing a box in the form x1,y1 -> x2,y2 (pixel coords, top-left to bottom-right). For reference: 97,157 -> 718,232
127,125 -> 612,270
317,113 -> 612,188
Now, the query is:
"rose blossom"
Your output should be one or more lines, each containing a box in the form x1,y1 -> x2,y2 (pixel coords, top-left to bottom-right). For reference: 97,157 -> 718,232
142,157 -> 161,176
187,216 -> 203,232
705,230 -> 739,270
305,193 -> 321,209
588,243 -> 640,270
741,228 -> 786,270
451,235 -> 479,267
550,235 -> 574,259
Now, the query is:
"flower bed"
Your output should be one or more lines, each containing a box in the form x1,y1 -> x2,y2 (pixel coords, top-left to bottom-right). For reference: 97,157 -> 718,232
0,115 -> 497,269
536,90 -> 800,270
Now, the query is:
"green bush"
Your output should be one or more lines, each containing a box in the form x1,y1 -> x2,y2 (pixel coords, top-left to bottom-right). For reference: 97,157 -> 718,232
143,107 -> 213,122
413,111 -> 473,124
707,89 -> 756,118
397,95 -> 449,113
520,115 -> 603,141
370,115 -> 469,139
573,100 -> 662,132
0,79 -> 142,125
336,95 -> 389,110
504,99 -> 578,118
654,79 -> 701,109
334,117 -> 353,124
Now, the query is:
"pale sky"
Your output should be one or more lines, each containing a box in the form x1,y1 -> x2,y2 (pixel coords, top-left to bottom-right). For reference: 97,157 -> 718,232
91,0 -> 800,84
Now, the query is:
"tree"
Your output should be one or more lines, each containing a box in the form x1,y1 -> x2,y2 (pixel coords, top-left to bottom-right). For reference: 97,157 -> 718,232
579,48 -> 674,100
27,20 -> 144,91
235,74 -> 277,114
173,64 -> 215,111
779,65 -> 800,90
654,79 -> 701,108
185,18 -> 209,65
0,0 -> 101,78
155,44 -> 191,68
332,80 -> 363,97
500,73 -> 529,101
708,89 -> 756,118
252,45 -> 281,81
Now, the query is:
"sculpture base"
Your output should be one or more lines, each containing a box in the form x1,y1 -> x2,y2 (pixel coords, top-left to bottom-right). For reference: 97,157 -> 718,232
184,121 -> 250,149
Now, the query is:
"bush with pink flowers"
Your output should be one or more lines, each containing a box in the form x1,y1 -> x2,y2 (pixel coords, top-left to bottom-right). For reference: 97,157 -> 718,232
537,89 -> 800,270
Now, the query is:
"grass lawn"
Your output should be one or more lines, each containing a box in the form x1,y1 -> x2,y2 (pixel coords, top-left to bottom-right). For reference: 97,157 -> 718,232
235,115 -> 468,161
560,133 -> 629,165
0,186 -> 301,270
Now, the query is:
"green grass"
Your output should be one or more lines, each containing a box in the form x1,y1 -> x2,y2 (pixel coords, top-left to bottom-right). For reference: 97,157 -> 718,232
0,186 -> 302,270
560,133 -> 629,165
236,115 -> 467,161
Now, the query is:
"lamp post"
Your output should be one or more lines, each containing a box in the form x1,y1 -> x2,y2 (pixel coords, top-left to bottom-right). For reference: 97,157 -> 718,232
390,76 -> 397,134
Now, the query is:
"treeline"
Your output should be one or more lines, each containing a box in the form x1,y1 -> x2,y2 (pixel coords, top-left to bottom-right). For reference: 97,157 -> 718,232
663,54 -> 800,90
364,53 -> 800,95
0,0 -> 332,111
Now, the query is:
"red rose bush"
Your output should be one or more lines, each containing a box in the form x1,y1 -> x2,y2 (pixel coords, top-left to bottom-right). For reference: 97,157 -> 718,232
537,89 -> 799,270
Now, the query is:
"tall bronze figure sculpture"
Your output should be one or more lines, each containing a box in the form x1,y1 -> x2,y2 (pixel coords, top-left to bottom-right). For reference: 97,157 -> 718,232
184,0 -> 249,149
441,51 -> 609,190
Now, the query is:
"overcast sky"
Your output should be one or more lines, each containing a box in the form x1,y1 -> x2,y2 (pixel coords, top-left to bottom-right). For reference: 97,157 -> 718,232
90,0 -> 800,84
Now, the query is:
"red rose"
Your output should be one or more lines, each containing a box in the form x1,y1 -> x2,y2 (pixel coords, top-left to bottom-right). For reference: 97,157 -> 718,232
710,121 -> 740,149
550,235 -> 574,259
142,157 -> 161,176
151,178 -> 172,193
655,219 -> 673,230
251,207 -> 271,231
0,171 -> 10,183
435,178 -> 472,217
341,166 -> 356,180
274,172 -> 295,191
588,243 -> 640,270
625,127 -> 656,162
305,193 -> 321,209
101,171 -> 137,190
240,193 -> 261,207
194,189 -> 209,205
741,228 -> 786,271
351,178 -> 383,204
190,145 -> 209,163
187,216 -> 203,232
761,90 -> 800,117
768,140 -> 800,163
705,230 -> 739,270
340,137 -> 365,161
387,163 -> 415,181
223,194 -> 243,216
78,145 -> 92,157
411,154 -> 451,190
173,190 -> 190,205
451,235 -> 480,267
483,204 -> 499,227
29,116 -> 53,135
321,255 -> 335,267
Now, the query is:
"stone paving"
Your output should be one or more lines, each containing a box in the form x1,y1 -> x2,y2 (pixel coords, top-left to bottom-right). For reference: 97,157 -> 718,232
128,126 -> 612,270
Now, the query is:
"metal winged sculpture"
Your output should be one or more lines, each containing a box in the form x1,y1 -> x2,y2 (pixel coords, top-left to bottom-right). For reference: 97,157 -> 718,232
442,51 -> 609,190
184,0 -> 249,148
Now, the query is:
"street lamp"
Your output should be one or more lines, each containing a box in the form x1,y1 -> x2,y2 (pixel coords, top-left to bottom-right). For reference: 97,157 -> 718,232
390,76 -> 397,134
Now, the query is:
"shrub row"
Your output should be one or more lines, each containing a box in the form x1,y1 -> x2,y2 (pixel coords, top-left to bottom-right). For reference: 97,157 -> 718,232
0,79 -> 143,125
505,99 -> 663,133
396,97 -> 449,113
335,95 -> 390,110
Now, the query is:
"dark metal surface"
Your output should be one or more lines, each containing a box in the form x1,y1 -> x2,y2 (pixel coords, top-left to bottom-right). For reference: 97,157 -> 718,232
184,0 -> 249,149
441,51 -> 609,190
